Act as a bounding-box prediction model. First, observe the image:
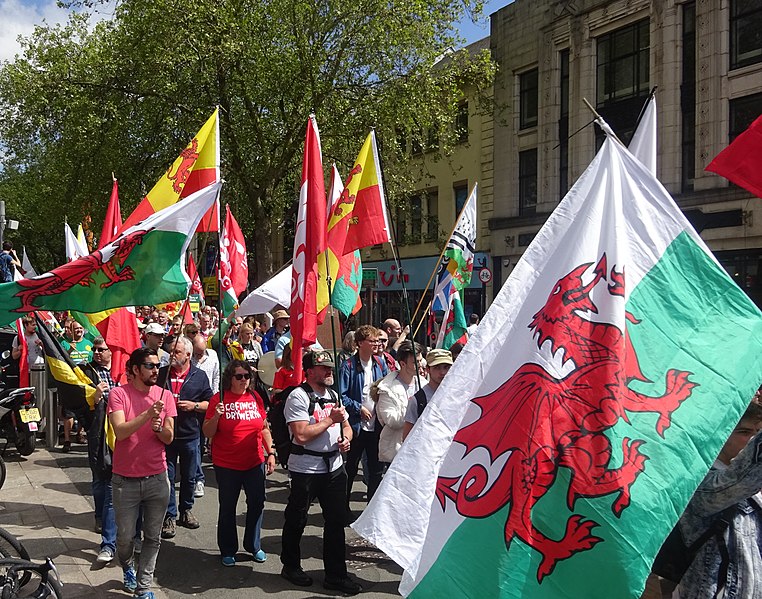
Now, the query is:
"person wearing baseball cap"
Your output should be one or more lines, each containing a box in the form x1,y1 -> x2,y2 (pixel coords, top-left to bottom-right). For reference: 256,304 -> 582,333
143,323 -> 170,368
402,348 -> 453,440
280,350 -> 360,595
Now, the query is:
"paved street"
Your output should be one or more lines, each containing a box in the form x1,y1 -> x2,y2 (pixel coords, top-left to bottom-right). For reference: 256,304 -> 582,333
0,443 -> 403,598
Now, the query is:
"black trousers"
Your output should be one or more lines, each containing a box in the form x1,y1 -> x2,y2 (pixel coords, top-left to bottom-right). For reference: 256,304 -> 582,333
281,468 -> 347,580
344,427 -> 382,507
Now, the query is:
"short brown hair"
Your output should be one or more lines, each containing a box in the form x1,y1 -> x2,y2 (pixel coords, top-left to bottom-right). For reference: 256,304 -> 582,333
354,325 -> 378,343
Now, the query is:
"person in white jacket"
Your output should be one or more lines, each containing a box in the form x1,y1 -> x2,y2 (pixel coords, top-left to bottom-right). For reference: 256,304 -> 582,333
375,341 -> 424,464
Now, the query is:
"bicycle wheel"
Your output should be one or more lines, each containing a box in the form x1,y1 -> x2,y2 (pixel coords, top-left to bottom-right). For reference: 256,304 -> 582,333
0,456 -> 6,491
0,557 -> 63,598
0,528 -> 31,588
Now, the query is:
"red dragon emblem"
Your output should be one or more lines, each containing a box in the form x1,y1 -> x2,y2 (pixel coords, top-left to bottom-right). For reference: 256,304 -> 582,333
435,255 -> 698,582
332,164 -> 362,218
12,229 -> 153,313
166,138 -> 199,194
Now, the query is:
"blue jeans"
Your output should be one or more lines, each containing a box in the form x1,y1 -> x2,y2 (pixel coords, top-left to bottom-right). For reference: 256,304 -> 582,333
112,472 -> 170,596
92,477 -> 116,552
166,438 -> 199,518
195,436 -> 205,484
214,464 -> 265,558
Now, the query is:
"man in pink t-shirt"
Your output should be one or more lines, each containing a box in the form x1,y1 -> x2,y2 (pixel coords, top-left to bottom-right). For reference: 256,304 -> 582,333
108,347 -> 176,599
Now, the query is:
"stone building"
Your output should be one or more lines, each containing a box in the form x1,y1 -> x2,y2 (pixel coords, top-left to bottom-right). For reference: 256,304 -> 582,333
488,0 -> 762,307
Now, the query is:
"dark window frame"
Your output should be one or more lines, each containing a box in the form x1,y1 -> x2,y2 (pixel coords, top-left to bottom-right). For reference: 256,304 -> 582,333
596,19 -> 650,107
729,92 -> 762,141
520,69 -> 539,129
519,149 -> 538,216
731,0 -> 762,70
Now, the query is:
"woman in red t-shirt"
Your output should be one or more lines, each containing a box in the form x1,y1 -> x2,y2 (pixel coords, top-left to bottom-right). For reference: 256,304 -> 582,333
203,360 -> 276,567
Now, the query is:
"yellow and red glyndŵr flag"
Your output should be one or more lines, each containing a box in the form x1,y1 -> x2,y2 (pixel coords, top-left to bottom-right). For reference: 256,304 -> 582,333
120,109 -> 220,233
339,130 -> 392,254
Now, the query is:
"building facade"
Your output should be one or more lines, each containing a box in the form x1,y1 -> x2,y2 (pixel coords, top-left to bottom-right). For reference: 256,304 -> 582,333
488,0 -> 762,307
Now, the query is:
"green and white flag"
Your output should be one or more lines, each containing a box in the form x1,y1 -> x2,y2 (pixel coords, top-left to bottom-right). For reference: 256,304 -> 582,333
353,125 -> 762,598
0,182 -> 220,328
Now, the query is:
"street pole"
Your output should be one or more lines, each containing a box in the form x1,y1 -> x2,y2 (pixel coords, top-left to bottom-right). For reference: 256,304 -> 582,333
0,200 -> 5,247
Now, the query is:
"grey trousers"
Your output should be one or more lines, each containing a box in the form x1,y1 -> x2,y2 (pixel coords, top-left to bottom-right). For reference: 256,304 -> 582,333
112,472 -> 170,595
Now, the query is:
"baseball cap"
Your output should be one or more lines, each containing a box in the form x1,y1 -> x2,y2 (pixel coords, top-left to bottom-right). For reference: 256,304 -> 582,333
144,323 -> 165,336
426,349 -> 453,367
303,350 -> 336,370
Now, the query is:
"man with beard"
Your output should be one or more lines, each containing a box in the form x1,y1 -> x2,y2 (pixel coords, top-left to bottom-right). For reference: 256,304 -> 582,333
108,347 -> 176,599
280,351 -> 359,595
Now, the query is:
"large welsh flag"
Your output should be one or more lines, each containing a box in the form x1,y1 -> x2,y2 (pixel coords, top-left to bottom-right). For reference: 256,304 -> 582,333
120,109 -> 219,233
353,123 -> 762,598
0,183 -> 220,328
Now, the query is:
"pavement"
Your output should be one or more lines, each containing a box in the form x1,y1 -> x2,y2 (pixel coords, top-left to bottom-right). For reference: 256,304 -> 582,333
0,443 -> 403,598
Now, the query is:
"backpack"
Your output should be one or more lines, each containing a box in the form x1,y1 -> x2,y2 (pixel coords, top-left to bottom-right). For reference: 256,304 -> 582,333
651,504 -> 738,584
414,388 -> 428,418
267,382 -> 338,466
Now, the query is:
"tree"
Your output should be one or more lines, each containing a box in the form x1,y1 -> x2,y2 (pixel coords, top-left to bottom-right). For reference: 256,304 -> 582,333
0,0 -> 495,280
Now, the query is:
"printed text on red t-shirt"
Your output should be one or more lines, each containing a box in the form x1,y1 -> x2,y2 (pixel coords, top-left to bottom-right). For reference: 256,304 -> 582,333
224,401 -> 262,421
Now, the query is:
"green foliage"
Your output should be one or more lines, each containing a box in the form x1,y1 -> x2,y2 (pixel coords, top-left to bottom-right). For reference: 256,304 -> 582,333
0,0 -> 494,279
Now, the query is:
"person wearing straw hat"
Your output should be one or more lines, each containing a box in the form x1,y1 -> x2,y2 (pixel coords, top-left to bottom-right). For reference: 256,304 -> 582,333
261,309 -> 290,353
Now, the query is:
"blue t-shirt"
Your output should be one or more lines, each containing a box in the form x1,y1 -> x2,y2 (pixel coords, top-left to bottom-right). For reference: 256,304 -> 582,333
0,253 -> 14,282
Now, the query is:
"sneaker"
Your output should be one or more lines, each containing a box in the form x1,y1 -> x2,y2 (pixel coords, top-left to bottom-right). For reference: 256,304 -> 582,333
123,567 -> 137,593
281,565 -> 313,587
134,593 -> 155,599
221,556 -> 235,567
161,516 -> 176,539
61,441 -> 71,453
179,510 -> 200,529
194,481 -> 205,498
324,576 -> 362,595
96,547 -> 114,563
252,549 -> 267,563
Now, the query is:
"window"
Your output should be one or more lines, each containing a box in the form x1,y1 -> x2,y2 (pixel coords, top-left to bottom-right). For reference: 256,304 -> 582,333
454,184 -> 468,219
682,2 -> 696,192
730,92 -> 762,140
731,0 -> 762,70
559,50 -> 570,199
520,69 -> 539,129
456,101 -> 469,143
597,20 -> 650,106
519,149 -> 538,216
411,195 -> 422,244
425,190 -> 439,242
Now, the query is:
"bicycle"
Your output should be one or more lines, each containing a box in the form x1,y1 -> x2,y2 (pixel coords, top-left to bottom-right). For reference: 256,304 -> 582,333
0,528 -> 30,588
0,557 -> 63,598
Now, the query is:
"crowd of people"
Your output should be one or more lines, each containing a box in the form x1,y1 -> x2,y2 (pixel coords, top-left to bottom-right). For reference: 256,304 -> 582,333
12,301 -> 762,599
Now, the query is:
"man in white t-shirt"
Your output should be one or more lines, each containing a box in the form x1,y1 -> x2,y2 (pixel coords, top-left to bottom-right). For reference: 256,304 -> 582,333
403,348 -> 453,440
280,350 -> 360,595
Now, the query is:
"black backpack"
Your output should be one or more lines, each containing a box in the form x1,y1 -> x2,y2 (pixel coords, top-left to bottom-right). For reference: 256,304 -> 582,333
267,382 -> 338,466
651,504 -> 738,584
414,387 -> 428,418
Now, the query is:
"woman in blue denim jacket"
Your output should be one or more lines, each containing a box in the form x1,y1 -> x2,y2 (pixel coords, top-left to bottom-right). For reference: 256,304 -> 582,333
675,402 -> 762,599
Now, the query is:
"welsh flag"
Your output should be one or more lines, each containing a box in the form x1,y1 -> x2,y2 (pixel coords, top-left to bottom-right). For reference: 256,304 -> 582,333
0,183 -> 220,328
291,115 -> 327,382
316,164 -> 362,319
432,183 -> 476,349
219,204 -> 248,317
353,123 -> 762,598
120,109 -> 220,233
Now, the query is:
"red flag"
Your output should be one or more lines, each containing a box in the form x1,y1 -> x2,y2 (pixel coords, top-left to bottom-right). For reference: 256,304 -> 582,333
15,318 -> 29,388
291,116 -> 327,382
100,176 -> 123,247
706,114 -> 762,198
223,205 -> 249,296
188,254 -> 205,304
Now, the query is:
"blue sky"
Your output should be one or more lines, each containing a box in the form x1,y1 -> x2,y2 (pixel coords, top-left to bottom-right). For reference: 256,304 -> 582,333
458,0 -> 513,44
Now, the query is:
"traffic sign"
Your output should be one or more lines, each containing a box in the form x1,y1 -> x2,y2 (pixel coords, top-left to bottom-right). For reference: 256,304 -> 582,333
478,267 -> 492,284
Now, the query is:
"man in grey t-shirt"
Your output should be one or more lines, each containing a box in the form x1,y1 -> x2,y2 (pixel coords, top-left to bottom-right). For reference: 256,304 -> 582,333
280,350 -> 360,595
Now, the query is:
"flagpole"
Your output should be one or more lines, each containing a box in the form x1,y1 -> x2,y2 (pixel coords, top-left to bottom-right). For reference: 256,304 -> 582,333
374,129 -> 423,391
632,86 -> 658,134
409,183 -> 478,329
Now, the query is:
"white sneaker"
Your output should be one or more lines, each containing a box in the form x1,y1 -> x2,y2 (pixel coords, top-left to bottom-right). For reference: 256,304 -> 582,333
97,547 -> 114,563
194,481 -> 205,498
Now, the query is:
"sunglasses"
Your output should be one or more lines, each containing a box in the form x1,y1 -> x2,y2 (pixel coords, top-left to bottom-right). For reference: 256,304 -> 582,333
141,363 -> 160,370
233,373 -> 252,380
93,347 -> 109,353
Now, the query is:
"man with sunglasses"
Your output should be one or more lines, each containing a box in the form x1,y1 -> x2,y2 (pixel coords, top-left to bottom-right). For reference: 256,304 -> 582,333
108,347 -> 176,599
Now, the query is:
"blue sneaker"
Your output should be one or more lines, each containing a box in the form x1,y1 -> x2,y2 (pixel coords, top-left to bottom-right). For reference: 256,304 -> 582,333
134,593 -> 155,599
253,549 -> 267,563
123,567 -> 137,593
221,556 -> 235,567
